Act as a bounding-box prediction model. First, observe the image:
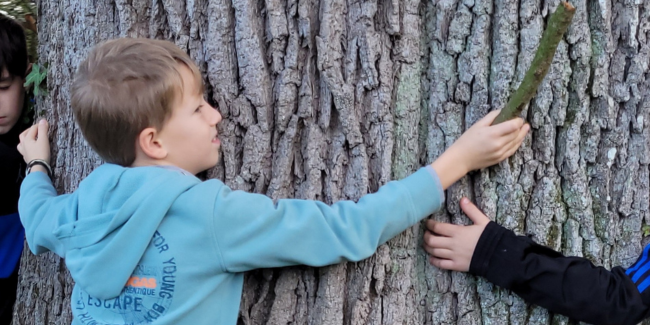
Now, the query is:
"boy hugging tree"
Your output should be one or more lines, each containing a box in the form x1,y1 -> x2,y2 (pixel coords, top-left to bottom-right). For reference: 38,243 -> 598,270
17,38 -> 528,324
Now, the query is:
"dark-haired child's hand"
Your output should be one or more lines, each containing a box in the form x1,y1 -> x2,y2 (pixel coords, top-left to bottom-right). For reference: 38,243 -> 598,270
17,119 -> 51,169
423,197 -> 490,272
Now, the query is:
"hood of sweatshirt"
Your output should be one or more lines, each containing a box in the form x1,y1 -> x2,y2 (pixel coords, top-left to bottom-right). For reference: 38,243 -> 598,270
52,164 -> 200,299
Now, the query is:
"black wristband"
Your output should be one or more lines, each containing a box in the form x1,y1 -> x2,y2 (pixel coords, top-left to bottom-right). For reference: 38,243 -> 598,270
26,159 -> 52,178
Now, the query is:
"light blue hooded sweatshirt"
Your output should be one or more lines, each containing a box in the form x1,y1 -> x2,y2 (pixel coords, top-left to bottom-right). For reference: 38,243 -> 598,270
19,164 -> 444,324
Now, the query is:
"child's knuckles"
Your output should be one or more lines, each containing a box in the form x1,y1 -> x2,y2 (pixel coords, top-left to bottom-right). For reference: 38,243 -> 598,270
443,260 -> 455,270
431,224 -> 445,236
504,126 -> 518,137
508,146 -> 519,157
508,119 -> 522,130
499,144 -> 511,155
513,118 -> 524,128
422,243 -> 433,255
432,223 -> 452,235
423,232 -> 434,246
491,141 -> 505,152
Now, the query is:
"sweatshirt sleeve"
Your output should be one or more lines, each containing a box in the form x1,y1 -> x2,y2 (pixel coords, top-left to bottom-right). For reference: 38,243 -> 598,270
18,171 -> 74,257
469,221 -> 650,325
211,167 -> 444,272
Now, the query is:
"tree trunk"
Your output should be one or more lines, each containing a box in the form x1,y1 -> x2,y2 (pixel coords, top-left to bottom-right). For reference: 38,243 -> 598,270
12,0 -> 650,324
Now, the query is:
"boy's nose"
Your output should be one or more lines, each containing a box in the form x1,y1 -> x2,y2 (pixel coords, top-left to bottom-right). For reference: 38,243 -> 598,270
210,104 -> 222,126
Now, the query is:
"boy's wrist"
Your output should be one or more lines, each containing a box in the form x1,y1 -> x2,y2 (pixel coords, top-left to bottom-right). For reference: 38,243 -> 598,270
29,165 -> 48,174
26,159 -> 53,178
431,147 -> 470,189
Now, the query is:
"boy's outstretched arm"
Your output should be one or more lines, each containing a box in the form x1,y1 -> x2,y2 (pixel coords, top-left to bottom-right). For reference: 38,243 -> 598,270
424,198 -> 650,325
211,111 -> 529,272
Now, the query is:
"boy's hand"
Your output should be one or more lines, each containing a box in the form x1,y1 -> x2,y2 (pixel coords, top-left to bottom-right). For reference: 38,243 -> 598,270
423,197 -> 490,272
431,110 -> 529,189
17,119 -> 51,165
454,110 -> 529,171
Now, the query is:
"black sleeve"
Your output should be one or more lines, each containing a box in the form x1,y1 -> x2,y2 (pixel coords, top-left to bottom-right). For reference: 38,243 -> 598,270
0,140 -> 24,216
469,221 -> 650,325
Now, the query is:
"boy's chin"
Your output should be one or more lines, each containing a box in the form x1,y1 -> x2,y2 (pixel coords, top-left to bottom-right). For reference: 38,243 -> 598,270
0,121 -> 18,135
199,155 -> 221,173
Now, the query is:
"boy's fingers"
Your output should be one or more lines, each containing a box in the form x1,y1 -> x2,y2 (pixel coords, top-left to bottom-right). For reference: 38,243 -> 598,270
492,117 -> 524,136
37,119 -> 49,142
26,124 -> 38,140
503,124 -> 529,158
19,128 -> 29,141
425,219 -> 436,231
510,123 -> 529,144
423,230 -> 453,249
429,248 -> 455,259
460,197 -> 490,225
498,123 -> 521,147
518,123 -> 530,141
426,219 -> 458,237
429,256 -> 457,271
430,221 -> 459,237
476,110 -> 501,126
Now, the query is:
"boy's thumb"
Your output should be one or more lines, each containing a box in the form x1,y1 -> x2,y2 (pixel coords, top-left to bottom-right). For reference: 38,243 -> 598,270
460,197 -> 490,225
38,119 -> 48,130
37,119 -> 49,140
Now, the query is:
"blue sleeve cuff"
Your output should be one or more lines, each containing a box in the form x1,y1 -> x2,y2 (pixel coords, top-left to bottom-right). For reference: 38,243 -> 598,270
398,167 -> 446,221
20,170 -> 53,196
425,165 -> 446,210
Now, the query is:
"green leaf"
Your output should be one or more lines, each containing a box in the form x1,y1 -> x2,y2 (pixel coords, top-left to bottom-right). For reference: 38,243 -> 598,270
24,63 -> 47,96
24,64 -> 39,86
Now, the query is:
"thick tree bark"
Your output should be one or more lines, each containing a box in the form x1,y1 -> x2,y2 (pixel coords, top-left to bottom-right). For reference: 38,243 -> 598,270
12,0 -> 650,324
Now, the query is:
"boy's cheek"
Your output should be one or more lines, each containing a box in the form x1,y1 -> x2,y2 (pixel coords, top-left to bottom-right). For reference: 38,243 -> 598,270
0,83 -> 25,117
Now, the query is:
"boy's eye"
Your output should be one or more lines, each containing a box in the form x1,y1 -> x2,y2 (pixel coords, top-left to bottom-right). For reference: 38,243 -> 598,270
195,105 -> 202,113
0,85 -> 10,90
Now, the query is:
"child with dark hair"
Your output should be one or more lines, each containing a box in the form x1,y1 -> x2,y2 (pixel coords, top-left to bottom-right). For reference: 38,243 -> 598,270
0,13 -> 31,325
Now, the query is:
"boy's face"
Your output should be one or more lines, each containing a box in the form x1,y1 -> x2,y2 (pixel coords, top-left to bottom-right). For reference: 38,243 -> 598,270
0,68 -> 25,135
157,64 -> 222,174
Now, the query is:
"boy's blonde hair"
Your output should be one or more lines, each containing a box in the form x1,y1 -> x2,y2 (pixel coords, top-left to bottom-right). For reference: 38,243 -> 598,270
72,38 -> 203,166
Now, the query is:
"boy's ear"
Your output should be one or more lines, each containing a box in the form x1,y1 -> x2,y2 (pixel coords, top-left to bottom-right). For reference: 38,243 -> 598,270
137,127 -> 167,160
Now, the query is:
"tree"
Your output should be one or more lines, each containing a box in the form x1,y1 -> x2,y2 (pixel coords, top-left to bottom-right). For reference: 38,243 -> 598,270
12,0 -> 650,324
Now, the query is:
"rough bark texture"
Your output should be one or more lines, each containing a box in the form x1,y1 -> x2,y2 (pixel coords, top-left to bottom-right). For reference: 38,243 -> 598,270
12,0 -> 650,324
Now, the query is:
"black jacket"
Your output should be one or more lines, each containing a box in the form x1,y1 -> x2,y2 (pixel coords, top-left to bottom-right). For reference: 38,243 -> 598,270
0,119 -> 27,216
470,222 -> 650,325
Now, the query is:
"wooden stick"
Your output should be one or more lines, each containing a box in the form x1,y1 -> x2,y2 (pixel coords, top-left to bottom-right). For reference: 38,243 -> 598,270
492,1 -> 575,125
